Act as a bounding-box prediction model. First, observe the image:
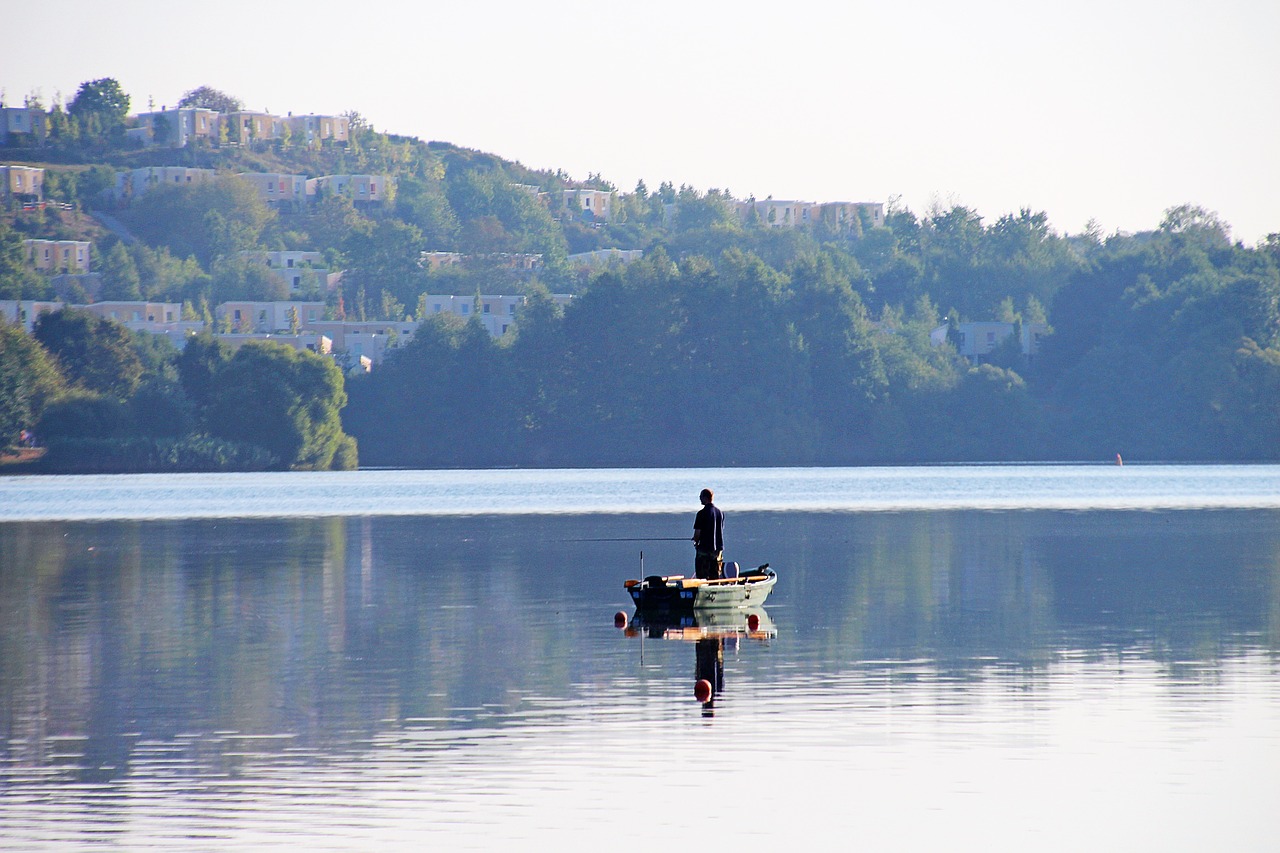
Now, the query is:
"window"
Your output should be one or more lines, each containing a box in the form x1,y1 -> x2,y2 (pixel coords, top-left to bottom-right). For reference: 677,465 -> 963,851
483,304 -> 490,314
462,304 -> 470,315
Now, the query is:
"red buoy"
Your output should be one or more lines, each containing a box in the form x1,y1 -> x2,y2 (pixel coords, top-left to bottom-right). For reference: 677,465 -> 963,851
694,679 -> 713,703
747,613 -> 760,632
614,611 -> 628,629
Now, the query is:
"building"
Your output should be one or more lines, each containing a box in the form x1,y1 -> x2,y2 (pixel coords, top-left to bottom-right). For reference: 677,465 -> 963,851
81,301 -> 181,324
817,201 -> 885,230
419,293 -> 573,338
420,251 -> 465,272
737,198 -> 885,230
567,248 -> 643,267
217,300 -> 327,334
0,106 -> 46,145
237,173 -> 309,209
1,164 -> 44,202
212,332 -> 332,356
301,320 -> 416,365
0,299 -> 204,340
115,167 -> 217,201
564,188 -> 613,223
284,114 -> 349,147
239,250 -> 332,293
222,110 -> 285,143
930,321 -> 1050,360
131,107 -> 219,148
25,240 -> 91,274
307,174 -> 394,204
0,300 -> 62,333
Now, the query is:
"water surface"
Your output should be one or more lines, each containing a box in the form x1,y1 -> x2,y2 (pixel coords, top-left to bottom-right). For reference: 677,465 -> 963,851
1,467 -> 1278,849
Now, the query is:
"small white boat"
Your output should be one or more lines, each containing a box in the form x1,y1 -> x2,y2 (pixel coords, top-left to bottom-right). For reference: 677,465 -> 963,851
624,564 -> 776,611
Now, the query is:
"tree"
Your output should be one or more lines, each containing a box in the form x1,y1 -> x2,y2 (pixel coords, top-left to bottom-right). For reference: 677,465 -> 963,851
125,177 -> 276,267
0,220 -> 45,299
33,309 -> 144,400
178,85 -> 242,113
68,78 -> 130,137
204,341 -> 354,470
0,320 -> 65,449
99,242 -> 142,301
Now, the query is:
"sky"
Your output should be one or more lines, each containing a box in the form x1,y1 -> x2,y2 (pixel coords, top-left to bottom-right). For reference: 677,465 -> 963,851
6,0 -> 1279,244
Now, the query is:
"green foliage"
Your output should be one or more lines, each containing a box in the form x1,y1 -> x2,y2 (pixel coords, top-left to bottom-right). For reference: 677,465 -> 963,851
36,436 -> 278,473
0,219 -> 45,299
178,85 -> 242,113
0,320 -> 65,449
204,341 -> 353,470
123,177 -> 276,267
67,78 -> 130,140
33,309 -> 144,400
37,392 -> 133,444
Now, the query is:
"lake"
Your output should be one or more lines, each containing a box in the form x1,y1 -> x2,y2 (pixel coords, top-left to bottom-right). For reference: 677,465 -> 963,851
1,465 -> 1278,850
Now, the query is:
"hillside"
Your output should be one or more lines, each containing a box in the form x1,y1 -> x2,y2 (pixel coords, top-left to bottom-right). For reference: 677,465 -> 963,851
3,81 -> 1280,468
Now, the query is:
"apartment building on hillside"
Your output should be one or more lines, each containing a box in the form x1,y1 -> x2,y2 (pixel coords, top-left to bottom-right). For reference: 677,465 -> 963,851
25,240 -> 91,274
1,164 -> 44,202
130,107 -> 219,148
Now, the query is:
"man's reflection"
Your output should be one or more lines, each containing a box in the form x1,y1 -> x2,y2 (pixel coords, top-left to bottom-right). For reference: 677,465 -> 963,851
622,608 -> 773,714
695,637 -> 724,714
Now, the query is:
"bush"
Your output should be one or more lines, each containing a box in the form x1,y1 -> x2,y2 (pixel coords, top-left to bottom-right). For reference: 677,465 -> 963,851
37,436 -> 279,473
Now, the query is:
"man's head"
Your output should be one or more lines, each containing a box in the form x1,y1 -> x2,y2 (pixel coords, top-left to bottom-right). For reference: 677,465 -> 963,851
699,488 -> 713,505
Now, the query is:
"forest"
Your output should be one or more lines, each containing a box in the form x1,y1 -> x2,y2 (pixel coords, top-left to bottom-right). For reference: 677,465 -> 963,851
2,79 -> 1279,469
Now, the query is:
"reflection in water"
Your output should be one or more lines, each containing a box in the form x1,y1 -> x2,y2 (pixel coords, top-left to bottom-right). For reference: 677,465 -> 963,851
0,509 -> 1278,846
624,608 -> 776,712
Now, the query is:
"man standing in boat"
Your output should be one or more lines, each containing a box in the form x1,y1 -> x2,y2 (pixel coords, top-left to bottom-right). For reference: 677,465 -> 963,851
692,488 -> 724,580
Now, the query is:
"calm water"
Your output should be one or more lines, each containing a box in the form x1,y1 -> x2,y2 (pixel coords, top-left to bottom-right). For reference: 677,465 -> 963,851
1,466 -> 1278,850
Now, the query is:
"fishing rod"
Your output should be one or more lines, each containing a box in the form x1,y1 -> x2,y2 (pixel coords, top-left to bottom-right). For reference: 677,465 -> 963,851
565,537 -> 689,542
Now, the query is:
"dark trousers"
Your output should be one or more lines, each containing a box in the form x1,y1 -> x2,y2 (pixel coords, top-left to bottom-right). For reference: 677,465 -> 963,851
695,550 -> 722,580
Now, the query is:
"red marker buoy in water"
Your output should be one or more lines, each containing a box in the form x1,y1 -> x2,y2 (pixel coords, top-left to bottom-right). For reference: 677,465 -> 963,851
614,611 -> 628,629
747,613 -> 760,632
694,679 -> 713,703
1116,453 -> 1123,466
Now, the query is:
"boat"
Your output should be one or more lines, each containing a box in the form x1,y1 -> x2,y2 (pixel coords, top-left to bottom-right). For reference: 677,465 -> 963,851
624,564 -> 776,611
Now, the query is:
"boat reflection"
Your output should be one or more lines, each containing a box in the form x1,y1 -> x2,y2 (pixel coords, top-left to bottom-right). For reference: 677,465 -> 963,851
622,608 -> 775,713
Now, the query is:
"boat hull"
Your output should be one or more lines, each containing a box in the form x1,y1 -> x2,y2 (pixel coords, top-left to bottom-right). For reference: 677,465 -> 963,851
626,568 -> 776,611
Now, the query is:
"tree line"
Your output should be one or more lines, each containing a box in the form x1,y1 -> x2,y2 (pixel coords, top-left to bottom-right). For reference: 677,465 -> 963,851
0,309 -> 354,472
345,211 -> 1280,465
3,77 -> 1279,467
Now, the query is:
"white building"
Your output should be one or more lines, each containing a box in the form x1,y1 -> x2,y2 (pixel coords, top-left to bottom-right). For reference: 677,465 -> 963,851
307,174 -> 394,204
217,300 -> 327,333
132,107 -> 219,148
238,250 -> 331,293
419,293 -> 573,338
0,300 -> 62,333
930,321 -> 1050,360
236,173 -> 309,209
564,188 -> 613,223
2,164 -> 44,201
115,167 -> 217,201
25,239 -> 91,274
567,248 -> 643,267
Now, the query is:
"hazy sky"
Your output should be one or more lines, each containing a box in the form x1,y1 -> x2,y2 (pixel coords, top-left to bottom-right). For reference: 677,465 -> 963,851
6,0 -> 1278,243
